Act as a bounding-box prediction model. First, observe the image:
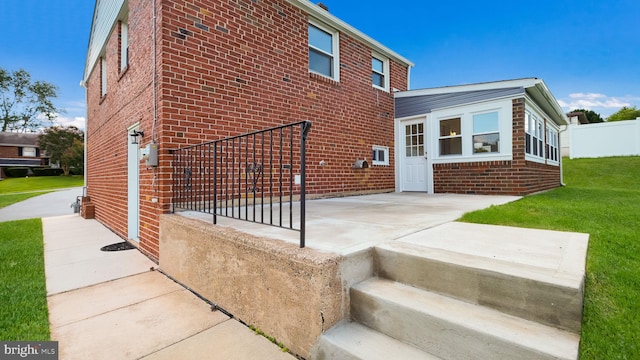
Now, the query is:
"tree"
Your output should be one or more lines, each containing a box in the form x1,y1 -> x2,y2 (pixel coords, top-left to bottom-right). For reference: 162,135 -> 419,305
571,108 -> 604,123
0,67 -> 61,132
38,126 -> 84,176
607,106 -> 640,122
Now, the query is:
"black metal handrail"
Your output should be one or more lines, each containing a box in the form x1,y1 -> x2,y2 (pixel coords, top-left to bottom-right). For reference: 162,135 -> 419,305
170,121 -> 312,247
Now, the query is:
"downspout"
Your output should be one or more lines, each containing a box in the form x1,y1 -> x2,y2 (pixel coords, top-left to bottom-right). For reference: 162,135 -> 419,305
558,125 -> 568,186
80,79 -> 88,194
152,0 -> 157,143
151,0 -> 158,191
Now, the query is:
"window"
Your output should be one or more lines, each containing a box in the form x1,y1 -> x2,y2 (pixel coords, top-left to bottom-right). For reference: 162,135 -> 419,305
100,55 -> 107,97
372,54 -> 389,91
22,147 -> 36,157
308,22 -> 339,80
405,123 -> 424,157
525,111 -> 543,158
525,111 -> 532,154
372,145 -> 389,166
472,112 -> 499,154
547,127 -> 559,162
120,19 -> 129,71
439,118 -> 462,155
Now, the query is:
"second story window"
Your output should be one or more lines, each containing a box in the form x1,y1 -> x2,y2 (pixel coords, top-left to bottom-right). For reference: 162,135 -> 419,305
120,18 -> 129,72
372,54 -> 389,91
100,55 -> 107,97
309,21 -> 339,81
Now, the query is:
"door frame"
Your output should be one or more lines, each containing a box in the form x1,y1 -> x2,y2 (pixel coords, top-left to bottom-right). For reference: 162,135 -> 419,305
127,123 -> 140,242
395,115 -> 433,193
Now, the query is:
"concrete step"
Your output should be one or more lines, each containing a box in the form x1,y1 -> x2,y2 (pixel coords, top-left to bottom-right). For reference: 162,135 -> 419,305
311,322 -> 441,360
374,230 -> 587,333
351,278 -> 580,360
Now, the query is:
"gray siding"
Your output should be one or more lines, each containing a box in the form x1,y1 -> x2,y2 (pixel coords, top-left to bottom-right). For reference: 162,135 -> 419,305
84,0 -> 127,81
395,87 -> 524,119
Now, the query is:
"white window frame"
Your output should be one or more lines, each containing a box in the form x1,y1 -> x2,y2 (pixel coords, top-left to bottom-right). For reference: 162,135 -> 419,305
372,145 -> 389,166
308,19 -> 340,81
120,18 -> 129,72
100,55 -> 107,97
372,52 -> 389,92
472,111 -> 500,154
438,117 -> 463,156
546,126 -> 559,163
22,147 -> 37,157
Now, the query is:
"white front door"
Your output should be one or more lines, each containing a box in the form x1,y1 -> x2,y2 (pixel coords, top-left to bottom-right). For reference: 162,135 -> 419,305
401,119 -> 429,192
127,127 -> 140,242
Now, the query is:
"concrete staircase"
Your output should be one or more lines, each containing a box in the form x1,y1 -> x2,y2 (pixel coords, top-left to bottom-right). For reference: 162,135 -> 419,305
312,223 -> 588,360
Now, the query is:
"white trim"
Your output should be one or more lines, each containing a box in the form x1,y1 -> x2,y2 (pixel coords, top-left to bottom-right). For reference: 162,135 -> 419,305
287,0 -> 413,68
395,78 -> 540,98
395,115 -> 431,193
100,55 -> 107,96
372,145 -> 389,166
308,19 -> 340,82
429,99 -> 514,162
120,18 -> 129,71
84,0 -> 127,82
127,122 -> 140,242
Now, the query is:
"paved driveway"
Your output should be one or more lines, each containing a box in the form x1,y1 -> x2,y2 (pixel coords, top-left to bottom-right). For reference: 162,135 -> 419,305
0,187 -> 83,222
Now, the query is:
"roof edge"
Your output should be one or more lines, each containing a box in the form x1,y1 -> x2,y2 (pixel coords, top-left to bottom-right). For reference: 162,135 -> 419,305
394,78 -> 540,98
287,0 -> 414,67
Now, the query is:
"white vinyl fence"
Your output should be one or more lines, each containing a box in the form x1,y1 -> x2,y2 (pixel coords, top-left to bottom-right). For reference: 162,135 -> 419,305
567,118 -> 640,159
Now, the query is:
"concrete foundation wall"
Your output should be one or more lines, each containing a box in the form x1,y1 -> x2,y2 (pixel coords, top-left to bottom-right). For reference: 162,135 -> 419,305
159,214 -> 368,359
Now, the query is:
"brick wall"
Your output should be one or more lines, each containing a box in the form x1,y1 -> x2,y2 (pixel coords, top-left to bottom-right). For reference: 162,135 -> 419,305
0,146 -> 18,158
85,0 -> 157,259
433,98 -> 561,196
85,0 -> 409,260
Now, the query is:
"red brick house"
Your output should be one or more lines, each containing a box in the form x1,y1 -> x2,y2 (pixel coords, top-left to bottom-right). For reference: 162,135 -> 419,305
82,0 -> 413,260
0,132 -> 49,177
394,78 -> 567,195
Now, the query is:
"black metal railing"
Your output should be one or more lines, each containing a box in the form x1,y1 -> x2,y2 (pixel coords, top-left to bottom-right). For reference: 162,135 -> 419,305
170,121 -> 312,247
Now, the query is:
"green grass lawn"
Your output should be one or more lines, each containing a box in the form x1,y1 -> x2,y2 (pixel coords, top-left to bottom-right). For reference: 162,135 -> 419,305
0,175 -> 83,209
459,156 -> 640,359
0,219 -> 50,340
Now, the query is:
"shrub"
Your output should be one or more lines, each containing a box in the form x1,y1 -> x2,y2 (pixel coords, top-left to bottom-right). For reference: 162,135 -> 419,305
5,167 -> 29,177
69,167 -> 83,176
31,167 -> 64,176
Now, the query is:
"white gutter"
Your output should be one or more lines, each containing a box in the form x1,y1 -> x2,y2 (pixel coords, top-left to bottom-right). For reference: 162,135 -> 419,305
286,0 -> 414,68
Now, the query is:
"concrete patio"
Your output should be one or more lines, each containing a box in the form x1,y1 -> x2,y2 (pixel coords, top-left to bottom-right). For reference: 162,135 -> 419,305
181,192 -> 522,254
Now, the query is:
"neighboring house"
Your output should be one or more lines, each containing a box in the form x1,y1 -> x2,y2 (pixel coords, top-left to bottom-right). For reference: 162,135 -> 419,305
82,0 -> 413,260
394,78 -> 567,195
0,132 -> 49,177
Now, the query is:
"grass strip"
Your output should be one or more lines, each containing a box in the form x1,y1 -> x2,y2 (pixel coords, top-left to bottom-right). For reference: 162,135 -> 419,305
0,219 -> 50,340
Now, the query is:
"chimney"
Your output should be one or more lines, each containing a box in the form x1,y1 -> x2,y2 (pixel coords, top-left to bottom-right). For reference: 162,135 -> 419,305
317,2 -> 329,11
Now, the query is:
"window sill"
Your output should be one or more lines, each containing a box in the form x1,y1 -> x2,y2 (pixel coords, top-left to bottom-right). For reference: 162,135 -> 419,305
118,65 -> 129,81
309,71 -> 340,87
372,85 -> 389,93
99,94 -> 107,105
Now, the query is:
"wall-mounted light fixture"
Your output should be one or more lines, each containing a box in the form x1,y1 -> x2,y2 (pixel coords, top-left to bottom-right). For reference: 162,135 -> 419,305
130,130 -> 144,144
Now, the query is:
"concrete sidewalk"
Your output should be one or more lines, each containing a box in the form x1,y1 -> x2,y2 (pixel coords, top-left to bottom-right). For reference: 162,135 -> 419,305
44,215 -> 295,360
0,187 -> 83,222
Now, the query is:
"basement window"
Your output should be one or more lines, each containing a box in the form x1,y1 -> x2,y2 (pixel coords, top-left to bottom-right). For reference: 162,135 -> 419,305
372,145 -> 389,166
